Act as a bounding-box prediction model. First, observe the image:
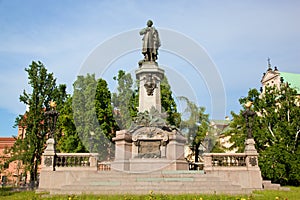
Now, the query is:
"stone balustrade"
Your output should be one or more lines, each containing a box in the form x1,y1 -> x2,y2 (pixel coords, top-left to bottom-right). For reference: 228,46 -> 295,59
41,150 -> 98,171
202,142 -> 263,190
55,153 -> 98,168
203,153 -> 247,167
97,161 -> 111,171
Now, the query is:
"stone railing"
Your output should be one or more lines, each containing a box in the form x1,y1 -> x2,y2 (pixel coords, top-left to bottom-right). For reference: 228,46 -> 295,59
41,150 -> 98,171
204,153 -> 247,167
202,142 -> 263,190
55,153 -> 98,168
97,161 -> 111,171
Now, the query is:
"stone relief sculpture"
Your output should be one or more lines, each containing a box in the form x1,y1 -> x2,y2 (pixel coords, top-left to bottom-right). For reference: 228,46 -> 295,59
144,74 -> 157,96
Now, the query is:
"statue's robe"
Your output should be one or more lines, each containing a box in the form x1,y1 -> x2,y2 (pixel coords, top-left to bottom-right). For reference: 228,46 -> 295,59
140,27 -> 161,61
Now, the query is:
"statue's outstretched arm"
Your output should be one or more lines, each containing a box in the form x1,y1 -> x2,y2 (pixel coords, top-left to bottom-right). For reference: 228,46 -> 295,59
139,28 -> 147,35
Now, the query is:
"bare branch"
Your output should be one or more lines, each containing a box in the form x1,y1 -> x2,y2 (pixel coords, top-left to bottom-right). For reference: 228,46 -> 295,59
268,123 -> 276,140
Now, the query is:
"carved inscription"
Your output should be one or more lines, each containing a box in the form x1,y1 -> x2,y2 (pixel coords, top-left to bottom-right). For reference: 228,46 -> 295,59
138,140 -> 161,158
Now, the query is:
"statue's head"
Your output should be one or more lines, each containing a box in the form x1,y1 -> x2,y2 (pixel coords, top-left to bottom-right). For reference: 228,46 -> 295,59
147,20 -> 153,27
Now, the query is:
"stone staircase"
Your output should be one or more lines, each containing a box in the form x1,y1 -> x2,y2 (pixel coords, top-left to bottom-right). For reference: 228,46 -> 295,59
262,180 -> 289,191
49,170 -> 252,195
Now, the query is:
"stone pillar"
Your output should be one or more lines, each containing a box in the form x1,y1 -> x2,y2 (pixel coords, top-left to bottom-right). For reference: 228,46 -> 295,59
203,153 -> 212,170
166,131 -> 188,170
111,130 -> 132,171
136,61 -> 164,113
244,138 -> 263,189
167,132 -> 186,160
89,153 -> 98,168
41,138 -> 56,171
244,138 -> 259,169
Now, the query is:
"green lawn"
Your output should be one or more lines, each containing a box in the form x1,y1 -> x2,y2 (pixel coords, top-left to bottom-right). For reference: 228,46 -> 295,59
0,187 -> 298,200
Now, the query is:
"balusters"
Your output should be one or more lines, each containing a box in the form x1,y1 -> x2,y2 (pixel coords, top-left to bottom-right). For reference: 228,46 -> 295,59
211,155 -> 247,167
54,154 -> 95,168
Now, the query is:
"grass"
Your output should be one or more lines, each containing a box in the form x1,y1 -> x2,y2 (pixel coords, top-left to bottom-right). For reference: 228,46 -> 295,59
0,187 -> 298,200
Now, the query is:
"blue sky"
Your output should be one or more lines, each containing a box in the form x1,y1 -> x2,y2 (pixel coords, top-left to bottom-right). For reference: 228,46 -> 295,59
0,0 -> 299,137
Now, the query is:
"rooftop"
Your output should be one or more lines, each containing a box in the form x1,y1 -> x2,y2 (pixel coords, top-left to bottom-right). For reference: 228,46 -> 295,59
280,72 -> 300,93
0,137 -> 16,149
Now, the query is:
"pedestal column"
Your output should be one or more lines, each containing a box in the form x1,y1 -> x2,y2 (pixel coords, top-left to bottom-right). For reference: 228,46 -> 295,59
136,61 -> 164,113
111,130 -> 132,171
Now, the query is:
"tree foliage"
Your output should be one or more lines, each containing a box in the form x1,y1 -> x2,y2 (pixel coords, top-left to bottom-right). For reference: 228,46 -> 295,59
179,97 -> 209,163
226,84 -> 300,186
72,74 -> 116,160
95,78 -> 119,140
161,77 -> 181,127
112,70 -> 138,129
10,61 -> 66,188
56,96 -> 87,153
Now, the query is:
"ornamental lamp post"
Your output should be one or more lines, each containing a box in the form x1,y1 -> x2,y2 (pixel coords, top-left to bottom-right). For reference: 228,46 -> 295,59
43,101 -> 60,171
44,101 -> 60,139
242,101 -> 256,139
243,101 -> 258,155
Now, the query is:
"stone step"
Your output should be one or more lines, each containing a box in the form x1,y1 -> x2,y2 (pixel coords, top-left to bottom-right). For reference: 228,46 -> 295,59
51,188 -> 247,195
72,173 -> 224,184
45,170 -> 250,195
61,183 -> 241,191
57,171 -> 243,195
262,180 -> 281,190
86,170 -> 215,179
61,185 -> 241,193
81,174 -> 220,181
68,179 -> 233,187
57,183 -> 243,195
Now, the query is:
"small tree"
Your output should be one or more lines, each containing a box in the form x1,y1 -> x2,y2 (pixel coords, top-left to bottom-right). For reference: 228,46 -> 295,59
179,97 -> 209,163
73,74 -> 118,160
10,61 -> 65,188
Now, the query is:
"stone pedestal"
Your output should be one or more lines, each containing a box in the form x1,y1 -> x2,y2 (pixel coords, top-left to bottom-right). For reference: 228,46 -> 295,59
136,61 -> 164,113
111,50 -> 188,172
244,138 -> 257,154
244,138 -> 262,189
167,131 -> 186,161
41,138 -> 56,171
111,127 -> 189,172
111,130 -> 132,171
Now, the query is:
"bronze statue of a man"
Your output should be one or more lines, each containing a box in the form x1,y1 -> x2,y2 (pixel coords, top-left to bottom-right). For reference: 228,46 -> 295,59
140,20 -> 161,62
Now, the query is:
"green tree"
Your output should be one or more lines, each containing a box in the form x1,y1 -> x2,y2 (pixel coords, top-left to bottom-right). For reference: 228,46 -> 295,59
49,84 -> 86,153
56,96 -> 87,153
112,70 -> 138,129
72,74 -> 115,160
179,97 -> 209,164
161,77 -> 181,127
94,78 -> 119,159
226,84 -> 300,186
95,78 -> 119,140
11,61 -> 65,188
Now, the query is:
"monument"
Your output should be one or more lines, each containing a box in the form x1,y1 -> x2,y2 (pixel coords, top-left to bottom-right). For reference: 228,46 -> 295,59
38,21 -> 271,195
111,20 -> 188,172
